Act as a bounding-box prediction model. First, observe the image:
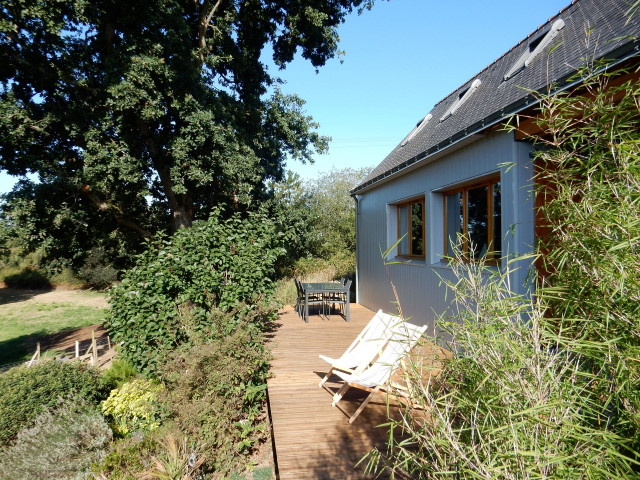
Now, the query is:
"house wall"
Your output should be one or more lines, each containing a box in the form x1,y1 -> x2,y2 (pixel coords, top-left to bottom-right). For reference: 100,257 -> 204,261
354,130 -> 535,337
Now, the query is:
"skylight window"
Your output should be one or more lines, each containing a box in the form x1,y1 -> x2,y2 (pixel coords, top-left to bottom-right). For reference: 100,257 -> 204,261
439,79 -> 481,122
401,113 -> 432,147
503,18 -> 565,81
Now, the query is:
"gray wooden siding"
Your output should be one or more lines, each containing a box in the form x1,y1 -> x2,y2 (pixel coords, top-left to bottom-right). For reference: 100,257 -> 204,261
355,131 -> 534,335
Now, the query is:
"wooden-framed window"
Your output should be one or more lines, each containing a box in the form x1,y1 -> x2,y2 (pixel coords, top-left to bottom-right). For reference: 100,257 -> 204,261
443,177 -> 501,261
397,197 -> 425,258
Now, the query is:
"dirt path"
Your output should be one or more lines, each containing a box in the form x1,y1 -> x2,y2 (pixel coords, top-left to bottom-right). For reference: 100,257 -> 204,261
0,287 -> 109,308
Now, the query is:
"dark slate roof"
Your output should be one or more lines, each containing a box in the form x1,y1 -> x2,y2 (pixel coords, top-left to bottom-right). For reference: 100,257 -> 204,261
352,0 -> 640,194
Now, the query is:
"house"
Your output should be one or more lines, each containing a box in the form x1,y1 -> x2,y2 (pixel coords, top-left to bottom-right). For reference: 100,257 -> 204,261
350,0 -> 640,333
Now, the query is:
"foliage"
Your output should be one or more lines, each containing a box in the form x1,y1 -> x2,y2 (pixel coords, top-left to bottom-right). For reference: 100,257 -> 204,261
266,171 -> 316,276
230,466 -> 274,480
101,359 -> 140,391
0,361 -> 107,446
0,397 -> 112,480
101,379 -> 165,437
138,433 -> 205,480
159,306 -> 271,475
530,67 -> 640,455
92,434 -> 157,480
3,266 -> 52,289
78,248 -> 120,290
0,0 -> 379,236
305,166 -> 371,259
367,254 -> 638,479
106,209 -> 283,374
267,167 -> 370,278
0,179 -> 145,278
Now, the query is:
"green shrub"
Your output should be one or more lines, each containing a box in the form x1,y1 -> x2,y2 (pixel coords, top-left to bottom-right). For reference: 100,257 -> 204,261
102,378 -> 165,437
160,306 -> 271,474
0,361 -> 108,446
3,266 -> 52,289
101,358 -> 140,390
79,247 -> 119,289
0,397 -> 112,480
49,267 -> 84,287
531,69 -> 640,453
92,433 -> 157,479
367,255 -> 637,479
106,208 -> 284,374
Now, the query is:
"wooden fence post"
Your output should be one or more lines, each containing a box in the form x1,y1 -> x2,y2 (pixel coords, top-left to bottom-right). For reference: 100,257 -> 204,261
27,342 -> 40,367
91,330 -> 97,366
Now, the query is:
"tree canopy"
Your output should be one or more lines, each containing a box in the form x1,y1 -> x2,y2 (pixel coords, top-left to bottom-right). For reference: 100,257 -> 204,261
0,0 -> 376,235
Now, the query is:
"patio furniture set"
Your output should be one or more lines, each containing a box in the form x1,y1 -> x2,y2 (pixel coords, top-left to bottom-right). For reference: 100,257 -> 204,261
317,309 -> 427,423
294,278 -> 352,322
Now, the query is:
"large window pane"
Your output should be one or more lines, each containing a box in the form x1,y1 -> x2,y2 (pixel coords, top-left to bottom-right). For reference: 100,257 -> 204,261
398,204 -> 409,255
492,182 -> 501,257
411,202 -> 424,256
467,185 -> 488,258
445,192 -> 463,257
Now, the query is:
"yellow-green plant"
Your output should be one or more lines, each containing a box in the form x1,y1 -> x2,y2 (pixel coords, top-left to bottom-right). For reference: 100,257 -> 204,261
102,378 -> 164,437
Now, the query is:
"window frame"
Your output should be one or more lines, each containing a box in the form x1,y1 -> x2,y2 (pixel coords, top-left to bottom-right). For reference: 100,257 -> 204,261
442,176 -> 501,262
396,196 -> 426,259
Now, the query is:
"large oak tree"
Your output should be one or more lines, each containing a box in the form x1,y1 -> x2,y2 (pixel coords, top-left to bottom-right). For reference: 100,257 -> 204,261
0,0 -> 375,235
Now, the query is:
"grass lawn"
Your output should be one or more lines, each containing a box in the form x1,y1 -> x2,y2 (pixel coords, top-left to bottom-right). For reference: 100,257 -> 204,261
0,289 -> 109,366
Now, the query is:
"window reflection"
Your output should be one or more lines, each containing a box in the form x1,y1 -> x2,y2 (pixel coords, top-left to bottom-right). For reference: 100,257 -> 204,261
467,185 -> 488,258
445,192 -> 463,257
398,205 -> 409,255
411,202 -> 424,256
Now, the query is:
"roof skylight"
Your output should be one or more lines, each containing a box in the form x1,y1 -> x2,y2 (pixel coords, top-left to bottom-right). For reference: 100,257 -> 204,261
503,18 -> 565,81
401,113 -> 432,147
439,79 -> 482,122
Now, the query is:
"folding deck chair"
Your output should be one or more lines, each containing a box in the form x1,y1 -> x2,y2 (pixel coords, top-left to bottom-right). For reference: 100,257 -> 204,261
317,309 -> 399,387
330,321 -> 427,423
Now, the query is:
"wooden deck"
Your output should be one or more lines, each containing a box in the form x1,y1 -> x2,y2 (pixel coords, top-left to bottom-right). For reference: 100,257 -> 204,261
267,304 -> 400,480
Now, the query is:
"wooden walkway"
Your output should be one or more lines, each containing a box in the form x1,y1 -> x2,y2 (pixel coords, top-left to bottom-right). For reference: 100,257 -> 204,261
267,304 -> 401,480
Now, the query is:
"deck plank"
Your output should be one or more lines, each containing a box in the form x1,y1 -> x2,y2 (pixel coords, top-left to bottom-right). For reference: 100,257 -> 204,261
267,304 -> 398,480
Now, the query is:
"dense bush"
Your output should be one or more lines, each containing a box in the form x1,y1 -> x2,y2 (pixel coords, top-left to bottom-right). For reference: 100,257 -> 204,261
266,168 -> 368,278
79,247 -> 119,289
3,266 -> 52,289
102,379 -> 165,437
100,358 -> 139,390
92,434 -> 157,479
532,69 -> 640,453
0,397 -> 112,480
106,208 -> 284,374
0,361 -> 108,446
0,178 -> 148,277
159,305 -> 271,474
368,256 -> 636,479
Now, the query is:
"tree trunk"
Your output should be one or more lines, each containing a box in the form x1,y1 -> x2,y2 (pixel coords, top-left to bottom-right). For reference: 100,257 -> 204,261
169,194 -> 194,231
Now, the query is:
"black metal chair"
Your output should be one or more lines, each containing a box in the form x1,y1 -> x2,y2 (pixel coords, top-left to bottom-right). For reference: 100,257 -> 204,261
296,279 -> 325,321
294,278 -> 304,317
327,279 -> 352,320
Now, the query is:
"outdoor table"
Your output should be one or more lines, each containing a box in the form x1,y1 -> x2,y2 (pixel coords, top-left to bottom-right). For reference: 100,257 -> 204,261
301,282 -> 350,323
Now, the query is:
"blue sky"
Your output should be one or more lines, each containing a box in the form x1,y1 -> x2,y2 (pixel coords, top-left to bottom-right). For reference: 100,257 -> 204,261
0,0 -> 570,193
277,0 -> 570,179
